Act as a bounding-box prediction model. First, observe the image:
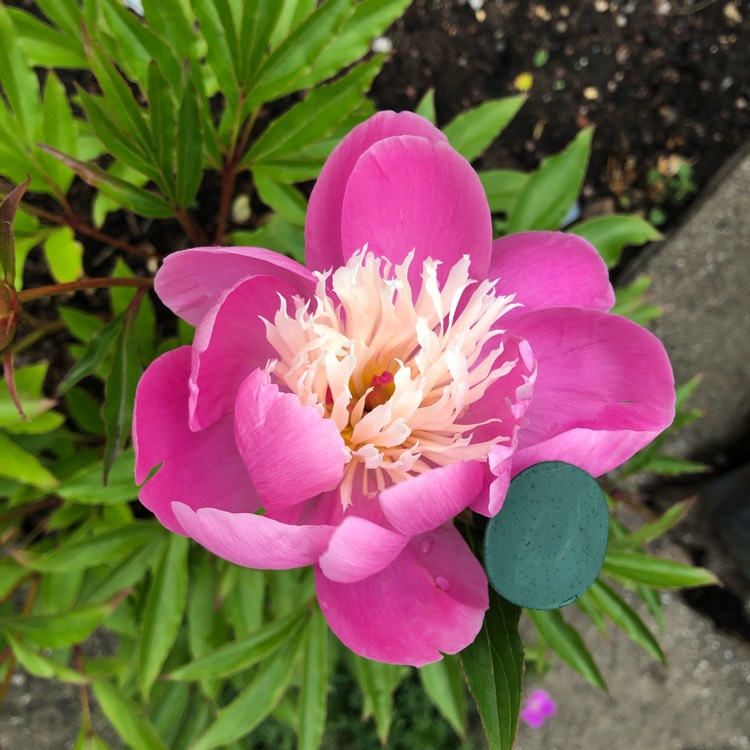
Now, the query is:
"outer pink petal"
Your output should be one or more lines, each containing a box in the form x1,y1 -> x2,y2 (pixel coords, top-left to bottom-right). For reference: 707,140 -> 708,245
306,111 -> 447,273
189,274 -> 298,431
379,461 -> 485,536
155,246 -> 314,326
316,523 -> 488,666
470,447 -> 514,517
490,231 -> 615,316
133,347 -> 257,534
318,516 -> 408,583
173,503 -> 334,569
234,370 -> 347,508
340,135 -> 492,287
510,308 -> 675,476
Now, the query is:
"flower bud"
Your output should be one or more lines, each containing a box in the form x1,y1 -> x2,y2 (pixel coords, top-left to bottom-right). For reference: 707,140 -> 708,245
0,281 -> 19,352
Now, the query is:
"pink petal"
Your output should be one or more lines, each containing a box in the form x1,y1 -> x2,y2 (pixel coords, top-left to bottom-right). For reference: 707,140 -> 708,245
470,448 -> 514,517
234,370 -> 347,508
133,347 -> 258,534
379,461 -> 485,536
510,308 -> 675,476
490,231 -> 615,317
318,516 -> 409,583
173,503 -> 334,569
189,274 -> 299,431
315,523 -> 488,666
306,111 -> 447,273
340,135 -> 492,288
155,246 -> 314,326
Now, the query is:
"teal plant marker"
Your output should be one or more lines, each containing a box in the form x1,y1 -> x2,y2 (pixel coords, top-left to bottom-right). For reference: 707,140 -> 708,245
483,461 -> 609,610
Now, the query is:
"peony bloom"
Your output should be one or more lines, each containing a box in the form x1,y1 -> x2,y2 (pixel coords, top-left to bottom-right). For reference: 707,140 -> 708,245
134,112 -> 674,667
521,689 -> 557,728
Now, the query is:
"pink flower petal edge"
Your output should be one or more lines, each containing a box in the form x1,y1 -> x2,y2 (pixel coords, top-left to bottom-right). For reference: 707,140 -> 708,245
315,523 -> 488,667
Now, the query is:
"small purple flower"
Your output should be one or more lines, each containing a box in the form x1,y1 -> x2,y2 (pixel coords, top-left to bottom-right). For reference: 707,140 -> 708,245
521,689 -> 557,728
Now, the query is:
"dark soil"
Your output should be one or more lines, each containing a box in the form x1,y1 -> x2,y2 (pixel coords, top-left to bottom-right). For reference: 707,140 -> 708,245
372,0 -> 750,239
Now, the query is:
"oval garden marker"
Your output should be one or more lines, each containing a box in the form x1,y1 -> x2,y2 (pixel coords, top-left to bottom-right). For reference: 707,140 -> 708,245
483,461 -> 609,610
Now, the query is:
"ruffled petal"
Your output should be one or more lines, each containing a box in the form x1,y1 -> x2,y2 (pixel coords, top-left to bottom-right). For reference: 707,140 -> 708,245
318,516 -> 409,583
470,447 -> 514,517
133,347 -> 257,534
155,246 -> 314,326
306,111 -> 447,273
340,135 -> 492,288
379,461 -> 485,536
510,308 -> 675,476
189,274 -> 298,431
234,370 -> 347,508
173,503 -> 334,569
315,523 -> 488,667
490,231 -> 615,316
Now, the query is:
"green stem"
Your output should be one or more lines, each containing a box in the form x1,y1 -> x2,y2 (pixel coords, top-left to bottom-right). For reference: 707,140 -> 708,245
17,277 -> 153,303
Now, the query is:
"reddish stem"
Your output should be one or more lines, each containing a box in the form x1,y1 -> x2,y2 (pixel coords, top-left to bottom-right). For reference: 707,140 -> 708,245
214,158 -> 238,245
175,207 -> 209,246
17,276 -> 153,303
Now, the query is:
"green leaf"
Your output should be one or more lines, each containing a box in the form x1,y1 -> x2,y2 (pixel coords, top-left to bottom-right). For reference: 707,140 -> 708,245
575,592 -> 608,634
9,7 -> 86,68
192,0 -> 240,103
298,606 -> 329,750
58,314 -> 123,395
175,74 -> 205,208
189,618 -> 307,750
0,4 -> 40,136
239,1 -> 284,85
146,62 -> 177,198
644,455 -> 711,476
102,292 -> 144,481
138,534 -> 190,698
41,72 -> 77,191
35,0 -> 82,38
419,654 -> 467,739
223,567 -> 265,637
479,169 -> 530,215
246,0 -> 355,109
295,0 -> 411,92
570,215 -> 662,268
0,431 -> 57,488
268,0 -> 316,52
461,592 -> 522,749
44,226 -> 84,283
244,57 -> 382,167
254,174 -> 307,226
527,608 -> 606,690
17,523 -> 160,574
611,500 -> 695,550
415,88 -> 436,123
602,551 -> 719,589
443,96 -> 525,162
349,656 -> 407,745
37,145 -> 173,218
584,580 -> 665,663
4,409 -> 65,435
7,634 -> 87,683
0,559 -> 27,600
507,127 -> 593,233
57,449 -> 139,505
231,215 -> 305,262
92,681 -> 168,750
109,259 -> 156,362
167,609 -> 306,681
0,602 -> 112,648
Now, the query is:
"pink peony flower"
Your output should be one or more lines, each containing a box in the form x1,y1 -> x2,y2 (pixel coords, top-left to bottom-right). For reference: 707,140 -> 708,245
521,689 -> 557,728
133,111 -> 674,667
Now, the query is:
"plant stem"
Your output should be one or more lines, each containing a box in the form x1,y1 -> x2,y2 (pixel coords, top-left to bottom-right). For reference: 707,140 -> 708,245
214,158 -> 238,245
11,320 -> 66,355
0,498 -> 62,526
17,276 -> 153,303
175,207 -> 209,246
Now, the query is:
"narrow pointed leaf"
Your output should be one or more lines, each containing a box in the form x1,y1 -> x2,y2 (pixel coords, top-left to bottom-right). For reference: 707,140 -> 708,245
461,592 -> 523,749
415,88 -> 436,123
507,127 -> 593,232
138,534 -> 190,698
570,215 -> 662,268
298,606 -> 329,750
610,499 -> 696,550
92,681 -> 168,750
9,7 -> 86,67
175,75 -> 204,208
419,654 -> 467,738
527,608 -> 606,690
584,580 -> 665,663
479,169 -> 530,215
349,655 -> 406,745
602,551 -> 719,589
0,431 -> 57,488
189,619 -> 307,750
443,96 -> 525,162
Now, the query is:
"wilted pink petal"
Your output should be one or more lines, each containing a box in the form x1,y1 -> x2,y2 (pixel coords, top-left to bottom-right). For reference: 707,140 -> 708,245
521,689 -> 557,728
135,110 -> 675,666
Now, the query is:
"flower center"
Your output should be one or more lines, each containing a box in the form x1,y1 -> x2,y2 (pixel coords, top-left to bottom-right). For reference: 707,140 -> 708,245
263,249 -> 522,507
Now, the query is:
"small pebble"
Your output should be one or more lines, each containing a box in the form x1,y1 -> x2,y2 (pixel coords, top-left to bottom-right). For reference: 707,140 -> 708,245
583,86 -> 600,101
